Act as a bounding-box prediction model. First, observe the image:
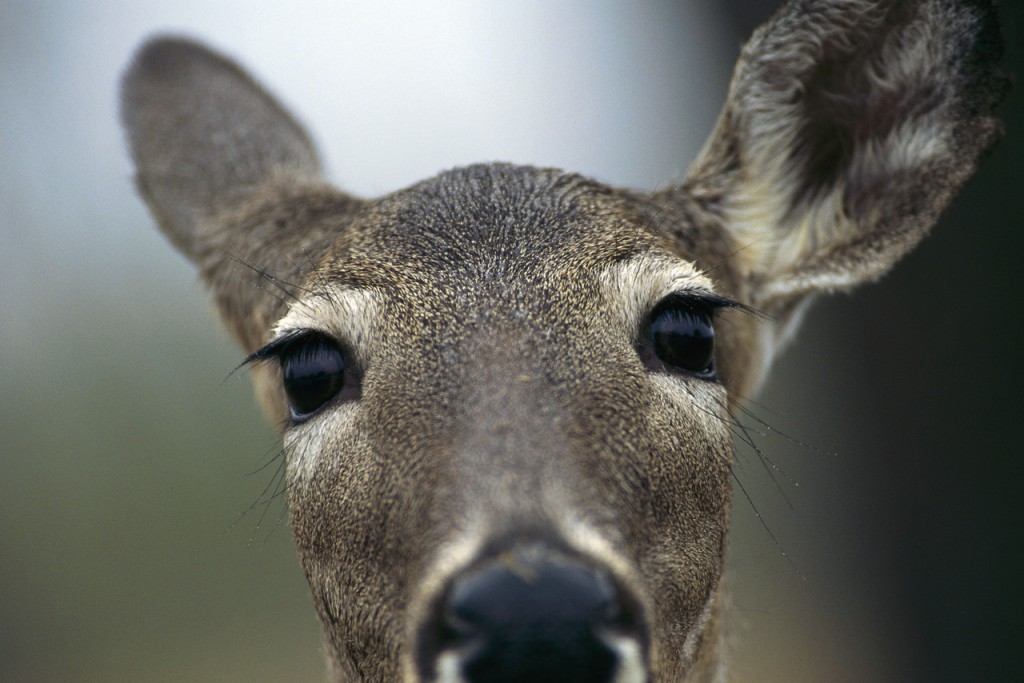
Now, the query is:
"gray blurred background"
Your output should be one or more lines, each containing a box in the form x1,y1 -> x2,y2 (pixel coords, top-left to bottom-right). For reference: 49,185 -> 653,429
2,1 -> 1021,681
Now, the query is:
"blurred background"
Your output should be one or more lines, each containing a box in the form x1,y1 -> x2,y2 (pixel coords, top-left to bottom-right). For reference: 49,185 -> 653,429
2,1 -> 1021,681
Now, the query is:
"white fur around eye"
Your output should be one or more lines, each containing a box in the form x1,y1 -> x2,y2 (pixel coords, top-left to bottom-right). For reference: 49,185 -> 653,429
598,254 -> 716,340
271,286 -> 379,370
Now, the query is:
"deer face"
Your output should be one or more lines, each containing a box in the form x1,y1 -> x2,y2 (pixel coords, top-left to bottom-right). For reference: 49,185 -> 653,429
120,1 -> 1004,680
239,167 -> 752,681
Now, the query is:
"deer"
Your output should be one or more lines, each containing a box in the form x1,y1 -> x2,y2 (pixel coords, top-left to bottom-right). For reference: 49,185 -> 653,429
119,0 -> 1005,681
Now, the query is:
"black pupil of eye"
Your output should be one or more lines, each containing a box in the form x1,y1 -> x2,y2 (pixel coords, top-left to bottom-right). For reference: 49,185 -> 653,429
650,305 -> 715,374
282,337 -> 346,418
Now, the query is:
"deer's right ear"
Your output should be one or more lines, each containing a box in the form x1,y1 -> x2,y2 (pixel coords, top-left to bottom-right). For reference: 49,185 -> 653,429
121,37 -> 324,256
681,0 -> 1005,321
121,37 -> 361,352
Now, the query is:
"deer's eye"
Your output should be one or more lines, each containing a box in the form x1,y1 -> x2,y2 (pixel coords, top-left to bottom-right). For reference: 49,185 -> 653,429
646,302 -> 715,377
280,334 -> 349,419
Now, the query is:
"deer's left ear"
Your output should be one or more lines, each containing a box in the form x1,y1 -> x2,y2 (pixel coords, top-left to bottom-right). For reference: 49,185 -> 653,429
682,0 -> 1006,316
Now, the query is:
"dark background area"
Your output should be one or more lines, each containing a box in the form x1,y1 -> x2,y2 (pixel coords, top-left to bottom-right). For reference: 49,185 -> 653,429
719,1 -> 1024,680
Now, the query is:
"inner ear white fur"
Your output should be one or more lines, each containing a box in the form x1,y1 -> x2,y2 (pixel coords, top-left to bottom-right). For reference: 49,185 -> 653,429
682,0 -> 1004,312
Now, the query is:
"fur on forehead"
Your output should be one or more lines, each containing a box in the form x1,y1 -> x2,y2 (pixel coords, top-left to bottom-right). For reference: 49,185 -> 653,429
314,163 -> 702,282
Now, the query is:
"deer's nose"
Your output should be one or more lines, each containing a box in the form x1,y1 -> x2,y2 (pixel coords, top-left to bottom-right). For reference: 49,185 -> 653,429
423,548 -> 646,683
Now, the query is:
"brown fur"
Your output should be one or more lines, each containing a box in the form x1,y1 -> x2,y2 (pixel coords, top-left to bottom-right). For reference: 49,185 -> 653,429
120,1 -> 1005,681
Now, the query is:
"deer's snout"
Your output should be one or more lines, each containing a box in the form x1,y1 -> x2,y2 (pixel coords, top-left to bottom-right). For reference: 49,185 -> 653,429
417,545 -> 648,683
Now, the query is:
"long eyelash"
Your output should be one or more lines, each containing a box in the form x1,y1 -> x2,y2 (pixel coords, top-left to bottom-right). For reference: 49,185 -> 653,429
661,291 -> 762,321
704,294 -> 767,321
239,330 -> 311,369
702,293 -> 744,312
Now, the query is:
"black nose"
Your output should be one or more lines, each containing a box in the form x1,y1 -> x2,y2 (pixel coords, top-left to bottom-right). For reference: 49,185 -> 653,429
421,548 -> 644,683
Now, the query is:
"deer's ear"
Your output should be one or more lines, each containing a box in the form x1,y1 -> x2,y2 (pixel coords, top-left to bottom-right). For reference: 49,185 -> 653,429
683,0 -> 1005,314
121,37 -> 326,257
121,34 -> 331,259
121,37 -> 362,353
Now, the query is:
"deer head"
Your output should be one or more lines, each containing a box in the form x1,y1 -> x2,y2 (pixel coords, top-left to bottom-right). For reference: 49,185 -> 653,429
120,1 -> 1004,680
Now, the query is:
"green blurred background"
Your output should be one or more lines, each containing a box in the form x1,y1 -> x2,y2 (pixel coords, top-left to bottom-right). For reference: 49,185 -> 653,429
2,2 -> 1021,681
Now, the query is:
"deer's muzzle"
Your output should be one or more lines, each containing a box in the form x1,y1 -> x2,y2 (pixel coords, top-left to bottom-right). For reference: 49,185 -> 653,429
415,543 -> 648,683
